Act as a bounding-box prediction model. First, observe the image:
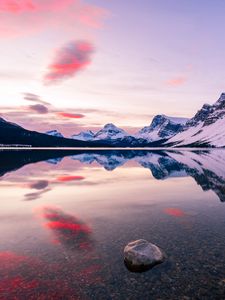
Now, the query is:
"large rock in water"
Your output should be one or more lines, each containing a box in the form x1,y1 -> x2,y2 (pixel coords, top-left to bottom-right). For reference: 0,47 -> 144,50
124,239 -> 165,272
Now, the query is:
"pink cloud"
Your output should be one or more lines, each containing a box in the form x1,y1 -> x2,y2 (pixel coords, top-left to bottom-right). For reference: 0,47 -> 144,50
0,0 -> 109,37
44,41 -> 94,84
166,76 -> 187,87
57,112 -> 85,119
35,0 -> 75,12
0,0 -> 80,13
79,4 -> 109,29
0,0 -> 37,13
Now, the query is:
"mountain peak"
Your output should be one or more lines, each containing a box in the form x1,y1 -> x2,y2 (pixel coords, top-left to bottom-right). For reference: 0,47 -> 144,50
150,115 -> 188,127
46,130 -> 63,138
219,92 -> 225,99
71,130 -> 95,141
103,123 -> 118,129
167,92 -> 225,147
137,114 -> 188,142
85,130 -> 94,134
215,93 -> 225,106
95,123 -> 127,140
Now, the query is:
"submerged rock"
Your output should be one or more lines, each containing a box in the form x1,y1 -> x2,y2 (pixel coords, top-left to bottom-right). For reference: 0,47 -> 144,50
124,239 -> 165,272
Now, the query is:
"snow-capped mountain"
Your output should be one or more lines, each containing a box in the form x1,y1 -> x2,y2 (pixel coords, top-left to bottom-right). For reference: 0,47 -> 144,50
167,93 -> 225,147
71,124 -> 128,142
71,118 -> 188,145
0,117 -> 101,147
136,115 -> 189,142
71,130 -> 95,141
71,124 -> 134,144
46,130 -> 64,138
94,123 -> 128,140
1,91 -> 223,148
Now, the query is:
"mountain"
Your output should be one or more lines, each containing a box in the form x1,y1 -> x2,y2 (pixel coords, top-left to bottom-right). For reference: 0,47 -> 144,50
46,130 -> 64,138
71,119 -> 188,146
0,116 -> 158,147
94,123 -> 128,140
167,93 -> 225,147
136,115 -> 189,142
0,117 -> 22,128
72,124 -> 128,142
71,130 -> 95,141
1,92 -> 225,148
0,117 -> 106,147
71,124 -> 150,147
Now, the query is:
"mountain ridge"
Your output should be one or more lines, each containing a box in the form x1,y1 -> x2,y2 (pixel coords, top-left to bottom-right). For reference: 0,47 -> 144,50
1,92 -> 225,147
166,93 -> 225,147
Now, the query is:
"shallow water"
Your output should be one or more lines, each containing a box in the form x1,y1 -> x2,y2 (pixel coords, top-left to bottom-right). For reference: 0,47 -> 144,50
0,149 -> 225,299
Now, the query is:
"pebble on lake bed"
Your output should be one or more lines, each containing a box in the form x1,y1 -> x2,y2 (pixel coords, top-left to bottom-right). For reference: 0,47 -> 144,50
124,239 -> 165,272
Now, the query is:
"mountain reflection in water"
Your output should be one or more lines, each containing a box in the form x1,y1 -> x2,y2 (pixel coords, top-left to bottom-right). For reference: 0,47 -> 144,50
1,149 -> 225,299
0,149 -> 225,202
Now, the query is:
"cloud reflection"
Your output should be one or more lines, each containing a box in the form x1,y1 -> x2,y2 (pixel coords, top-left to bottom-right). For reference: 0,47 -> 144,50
1,150 -> 225,203
28,180 -> 49,190
39,206 -> 93,251
55,175 -> 85,182
24,188 -> 51,201
164,208 -> 186,217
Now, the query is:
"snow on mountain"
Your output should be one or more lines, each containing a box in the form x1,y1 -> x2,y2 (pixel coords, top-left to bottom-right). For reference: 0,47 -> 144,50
71,130 -> 95,141
46,130 -> 64,138
71,124 -> 129,142
71,118 -> 189,145
136,115 -> 189,142
163,116 -> 189,125
67,93 -> 225,147
94,123 -> 128,140
167,93 -> 225,147
0,117 -> 9,124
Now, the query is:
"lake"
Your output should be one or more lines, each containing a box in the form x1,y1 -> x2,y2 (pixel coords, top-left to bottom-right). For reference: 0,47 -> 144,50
0,149 -> 225,299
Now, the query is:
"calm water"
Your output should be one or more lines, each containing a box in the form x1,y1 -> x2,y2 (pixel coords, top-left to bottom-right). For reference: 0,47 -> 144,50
0,149 -> 225,299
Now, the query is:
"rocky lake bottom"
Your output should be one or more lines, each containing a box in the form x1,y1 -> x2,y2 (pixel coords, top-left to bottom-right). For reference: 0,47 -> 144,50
0,149 -> 225,299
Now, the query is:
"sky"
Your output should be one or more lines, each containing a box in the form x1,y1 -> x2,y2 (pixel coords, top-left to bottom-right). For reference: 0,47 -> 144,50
0,0 -> 225,136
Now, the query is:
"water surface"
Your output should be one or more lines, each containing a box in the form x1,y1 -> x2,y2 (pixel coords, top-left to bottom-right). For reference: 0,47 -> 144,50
0,149 -> 225,299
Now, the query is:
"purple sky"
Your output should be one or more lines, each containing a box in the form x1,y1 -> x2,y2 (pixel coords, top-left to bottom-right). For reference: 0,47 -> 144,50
0,0 -> 224,136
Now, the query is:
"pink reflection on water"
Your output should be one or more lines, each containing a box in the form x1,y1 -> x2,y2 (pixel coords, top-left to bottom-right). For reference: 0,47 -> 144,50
55,175 -> 85,182
164,207 -> 186,217
37,206 -> 93,251
0,250 -> 81,298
